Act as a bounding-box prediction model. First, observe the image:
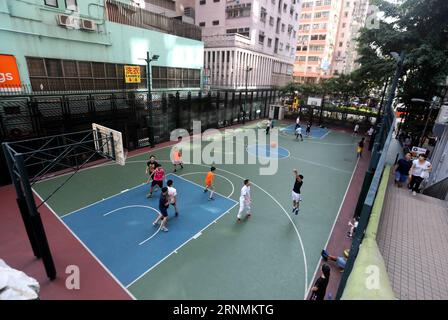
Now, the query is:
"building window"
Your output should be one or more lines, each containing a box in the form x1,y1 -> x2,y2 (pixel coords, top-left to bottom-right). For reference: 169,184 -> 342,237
260,7 -> 267,22
152,66 -> 201,89
269,16 -> 274,26
65,0 -> 77,11
342,23 -> 346,28
199,22 -> 206,27
299,56 -> 306,61
214,0 -> 220,2
308,56 -> 319,62
44,0 -> 58,7
258,33 -> 265,44
212,20 -> 219,25
344,11 -> 349,17
301,13 -> 312,19
226,4 -> 251,19
281,24 -> 285,32
295,13 -> 298,21
339,41 -> 343,47
310,35 -> 318,40
341,33 -> 344,38
302,2 -> 313,8
26,57 -> 148,91
226,27 -> 250,37
283,3 -> 287,12
346,1 -> 350,7
319,34 -> 326,40
267,38 -> 272,47
200,0 -> 206,5
324,0 -> 331,5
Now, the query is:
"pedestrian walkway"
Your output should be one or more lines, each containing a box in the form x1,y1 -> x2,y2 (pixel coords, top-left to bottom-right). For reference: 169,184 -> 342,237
377,179 -> 448,300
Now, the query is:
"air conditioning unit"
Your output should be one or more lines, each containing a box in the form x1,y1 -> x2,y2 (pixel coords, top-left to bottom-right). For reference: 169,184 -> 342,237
81,19 -> 96,31
57,14 -> 81,29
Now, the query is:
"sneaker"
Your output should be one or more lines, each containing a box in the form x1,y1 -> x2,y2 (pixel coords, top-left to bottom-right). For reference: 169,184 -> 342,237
246,213 -> 251,219
412,191 -> 417,196
346,232 -> 352,238
237,218 -> 242,223
161,227 -> 168,232
292,207 -> 296,213
203,189 -> 208,193
173,169 -> 177,173
147,193 -> 152,198
295,208 -> 300,215
175,212 -> 179,217
181,165 -> 184,169
209,197 -> 215,201
152,221 -> 158,227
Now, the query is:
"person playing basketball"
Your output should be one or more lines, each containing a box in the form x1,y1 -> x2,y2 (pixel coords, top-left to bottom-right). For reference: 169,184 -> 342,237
237,179 -> 252,223
167,179 -> 179,217
292,169 -> 303,215
153,187 -> 170,232
146,155 -> 158,183
203,166 -> 216,201
147,164 -> 165,198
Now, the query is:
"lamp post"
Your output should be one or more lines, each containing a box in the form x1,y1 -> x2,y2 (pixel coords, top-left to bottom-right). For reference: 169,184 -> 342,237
243,66 -> 253,124
144,51 -> 159,148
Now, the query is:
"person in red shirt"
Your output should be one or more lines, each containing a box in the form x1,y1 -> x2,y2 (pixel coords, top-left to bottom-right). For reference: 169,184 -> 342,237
147,164 -> 166,198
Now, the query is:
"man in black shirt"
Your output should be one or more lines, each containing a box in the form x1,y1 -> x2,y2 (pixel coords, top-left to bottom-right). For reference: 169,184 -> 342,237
153,187 -> 170,232
394,152 -> 412,188
310,264 -> 330,300
291,169 -> 303,215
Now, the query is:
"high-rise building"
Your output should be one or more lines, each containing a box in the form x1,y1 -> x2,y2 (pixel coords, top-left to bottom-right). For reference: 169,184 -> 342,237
294,0 -> 370,83
181,0 -> 301,89
294,0 -> 342,83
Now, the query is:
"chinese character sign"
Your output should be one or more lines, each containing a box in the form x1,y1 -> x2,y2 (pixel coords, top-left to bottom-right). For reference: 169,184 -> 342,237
124,66 -> 141,83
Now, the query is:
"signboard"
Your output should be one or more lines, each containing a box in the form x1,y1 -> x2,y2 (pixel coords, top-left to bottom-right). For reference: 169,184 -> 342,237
124,65 -> 141,83
307,97 -> 322,107
0,54 -> 22,89
410,146 -> 427,159
436,105 -> 448,124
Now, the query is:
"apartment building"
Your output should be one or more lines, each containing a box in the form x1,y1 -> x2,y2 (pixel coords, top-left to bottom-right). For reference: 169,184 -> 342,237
182,0 -> 301,89
293,0 -> 342,83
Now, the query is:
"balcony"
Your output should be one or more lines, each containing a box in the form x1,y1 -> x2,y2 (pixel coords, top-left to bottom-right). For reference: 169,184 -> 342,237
202,33 -> 268,53
105,0 -> 201,41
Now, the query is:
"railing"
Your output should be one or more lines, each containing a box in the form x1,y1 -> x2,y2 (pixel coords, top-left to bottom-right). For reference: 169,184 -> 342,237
422,176 -> 448,200
145,0 -> 175,11
105,0 -> 201,41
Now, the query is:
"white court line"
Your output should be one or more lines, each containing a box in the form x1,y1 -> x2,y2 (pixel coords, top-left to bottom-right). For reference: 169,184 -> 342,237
31,189 -> 137,300
101,205 -> 161,246
179,172 -> 235,198
126,201 -> 239,288
304,157 -> 360,298
289,154 -> 353,175
60,183 -> 146,219
319,130 -> 331,140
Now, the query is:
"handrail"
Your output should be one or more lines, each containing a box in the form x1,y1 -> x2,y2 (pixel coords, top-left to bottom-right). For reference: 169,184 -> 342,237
422,176 -> 448,200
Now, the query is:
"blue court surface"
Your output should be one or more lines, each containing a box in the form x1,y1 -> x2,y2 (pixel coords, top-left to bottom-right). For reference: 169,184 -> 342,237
62,174 -> 237,286
247,144 -> 290,159
280,124 -> 329,138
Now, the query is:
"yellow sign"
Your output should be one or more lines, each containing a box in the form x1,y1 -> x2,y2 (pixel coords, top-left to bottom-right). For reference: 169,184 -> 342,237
124,65 -> 141,83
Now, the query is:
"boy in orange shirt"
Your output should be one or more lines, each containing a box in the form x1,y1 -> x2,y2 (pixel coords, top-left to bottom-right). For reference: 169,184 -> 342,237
172,147 -> 184,172
203,166 -> 216,201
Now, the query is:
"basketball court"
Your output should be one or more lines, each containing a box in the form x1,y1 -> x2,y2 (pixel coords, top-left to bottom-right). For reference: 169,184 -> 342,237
28,121 -> 360,300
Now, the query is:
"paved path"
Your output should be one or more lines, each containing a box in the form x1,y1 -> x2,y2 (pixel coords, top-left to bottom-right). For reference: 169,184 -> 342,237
377,179 -> 448,300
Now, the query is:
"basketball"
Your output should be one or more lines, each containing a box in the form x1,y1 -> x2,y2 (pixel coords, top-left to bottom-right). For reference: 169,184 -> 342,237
270,142 -> 277,148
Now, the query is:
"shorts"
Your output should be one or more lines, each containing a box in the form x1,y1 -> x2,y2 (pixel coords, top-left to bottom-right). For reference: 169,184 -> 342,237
291,191 -> 302,202
205,183 -> 214,189
170,201 -> 176,206
151,180 -> 163,188
395,171 -> 409,183
159,207 -> 168,217
337,257 -> 346,269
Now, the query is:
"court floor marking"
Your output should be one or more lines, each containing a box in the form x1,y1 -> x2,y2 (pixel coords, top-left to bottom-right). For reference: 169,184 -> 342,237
319,130 -> 331,140
126,201 -> 239,288
102,205 -> 162,245
289,154 -> 353,175
305,157 -> 360,298
60,183 -> 146,219
178,172 -> 236,198
31,189 -> 137,300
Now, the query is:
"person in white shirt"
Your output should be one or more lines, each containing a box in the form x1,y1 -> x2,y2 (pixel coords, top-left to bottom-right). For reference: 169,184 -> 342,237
295,116 -> 300,129
166,179 -> 179,217
353,124 -> 359,136
295,126 -> 303,141
409,154 -> 432,196
237,179 -> 252,223
367,127 -> 374,137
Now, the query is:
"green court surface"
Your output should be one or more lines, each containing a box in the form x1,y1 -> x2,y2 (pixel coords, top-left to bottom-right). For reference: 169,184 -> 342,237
33,122 -> 358,300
